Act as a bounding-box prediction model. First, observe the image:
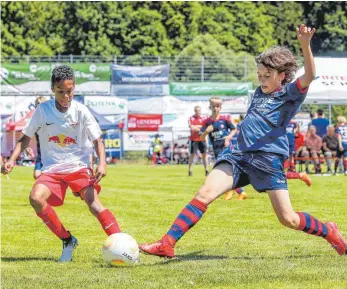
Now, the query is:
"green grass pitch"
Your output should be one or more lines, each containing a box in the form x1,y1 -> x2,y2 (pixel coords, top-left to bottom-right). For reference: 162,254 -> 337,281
1,165 -> 346,289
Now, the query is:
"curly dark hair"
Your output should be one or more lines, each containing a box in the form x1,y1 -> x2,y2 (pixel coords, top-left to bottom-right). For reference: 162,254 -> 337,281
255,46 -> 298,85
51,65 -> 75,87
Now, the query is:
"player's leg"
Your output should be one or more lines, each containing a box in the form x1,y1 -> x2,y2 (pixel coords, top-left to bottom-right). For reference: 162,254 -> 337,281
268,189 -> 347,255
30,182 -> 70,240
140,162 -> 235,257
188,142 -> 197,176
79,185 -> 121,236
199,142 -> 209,176
343,151 -> 347,175
30,179 -> 77,262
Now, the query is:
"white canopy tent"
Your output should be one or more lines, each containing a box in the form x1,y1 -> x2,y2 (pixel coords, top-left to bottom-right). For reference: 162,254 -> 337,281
295,57 -> 347,105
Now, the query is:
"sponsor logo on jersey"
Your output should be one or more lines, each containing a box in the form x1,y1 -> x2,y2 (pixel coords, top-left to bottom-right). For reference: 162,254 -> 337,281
48,134 -> 77,147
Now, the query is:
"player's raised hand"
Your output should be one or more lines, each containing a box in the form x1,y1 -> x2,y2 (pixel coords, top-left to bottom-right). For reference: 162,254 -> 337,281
296,24 -> 316,46
1,160 -> 14,174
95,162 -> 107,184
206,125 -> 214,133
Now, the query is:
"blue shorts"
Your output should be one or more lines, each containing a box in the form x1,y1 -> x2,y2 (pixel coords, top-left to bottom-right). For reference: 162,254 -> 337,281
34,161 -> 43,171
214,148 -> 287,193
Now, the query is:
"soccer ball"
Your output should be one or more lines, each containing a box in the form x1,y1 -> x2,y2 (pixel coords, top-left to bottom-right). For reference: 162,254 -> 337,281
102,233 -> 139,266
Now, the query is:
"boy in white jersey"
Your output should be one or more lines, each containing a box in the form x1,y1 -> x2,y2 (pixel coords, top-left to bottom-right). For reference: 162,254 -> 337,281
1,65 -> 121,262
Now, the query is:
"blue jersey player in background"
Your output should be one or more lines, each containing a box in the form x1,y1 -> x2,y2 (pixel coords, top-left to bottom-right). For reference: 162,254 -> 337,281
286,120 -> 297,172
200,97 -> 248,201
336,116 -> 347,175
140,24 -> 347,258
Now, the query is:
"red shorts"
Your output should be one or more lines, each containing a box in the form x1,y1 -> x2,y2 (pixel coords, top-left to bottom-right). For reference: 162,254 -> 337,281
35,168 -> 101,207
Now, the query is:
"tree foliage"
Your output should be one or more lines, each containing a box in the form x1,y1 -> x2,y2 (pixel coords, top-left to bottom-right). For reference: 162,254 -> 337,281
2,1 -> 346,57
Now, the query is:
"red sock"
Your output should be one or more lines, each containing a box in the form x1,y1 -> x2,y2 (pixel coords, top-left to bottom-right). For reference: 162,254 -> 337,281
344,159 -> 347,170
235,187 -> 244,194
97,209 -> 121,236
37,205 -> 70,239
286,171 -> 300,179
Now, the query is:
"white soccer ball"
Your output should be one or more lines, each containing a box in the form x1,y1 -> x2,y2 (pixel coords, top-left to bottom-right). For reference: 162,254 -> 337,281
102,233 -> 139,266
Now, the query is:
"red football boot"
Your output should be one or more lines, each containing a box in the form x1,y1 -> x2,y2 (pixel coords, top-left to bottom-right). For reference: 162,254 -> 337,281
325,222 -> 347,256
139,236 -> 175,258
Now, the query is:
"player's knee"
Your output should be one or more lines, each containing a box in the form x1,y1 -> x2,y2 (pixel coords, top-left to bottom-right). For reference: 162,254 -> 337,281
29,191 -> 45,207
277,213 -> 298,229
195,185 -> 215,204
302,151 -> 309,157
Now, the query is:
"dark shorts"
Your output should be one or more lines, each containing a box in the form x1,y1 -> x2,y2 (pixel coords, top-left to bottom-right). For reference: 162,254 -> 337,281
337,149 -> 347,158
189,141 -> 207,154
212,140 -> 226,159
214,148 -> 287,193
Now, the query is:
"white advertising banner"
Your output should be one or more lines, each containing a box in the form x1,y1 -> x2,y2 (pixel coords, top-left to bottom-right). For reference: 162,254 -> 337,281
84,96 -> 128,115
0,96 -> 37,120
123,131 -> 173,151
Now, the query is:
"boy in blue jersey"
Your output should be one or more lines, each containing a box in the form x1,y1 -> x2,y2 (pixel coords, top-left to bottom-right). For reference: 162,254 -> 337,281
200,97 -> 248,200
140,24 -> 347,258
336,116 -> 347,175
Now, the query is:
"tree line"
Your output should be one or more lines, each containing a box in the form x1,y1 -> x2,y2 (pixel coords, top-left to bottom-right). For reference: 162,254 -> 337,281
2,1 -> 347,57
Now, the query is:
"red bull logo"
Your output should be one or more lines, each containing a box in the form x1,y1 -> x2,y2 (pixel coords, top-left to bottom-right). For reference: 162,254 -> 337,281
48,134 -> 77,147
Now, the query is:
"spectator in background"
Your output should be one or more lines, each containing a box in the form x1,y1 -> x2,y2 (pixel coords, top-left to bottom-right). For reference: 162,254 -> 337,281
322,125 -> 339,174
118,119 -> 124,130
294,124 -> 306,159
33,96 -> 48,179
307,111 -> 316,128
302,125 -> 323,174
188,106 -> 208,177
311,109 -> 329,138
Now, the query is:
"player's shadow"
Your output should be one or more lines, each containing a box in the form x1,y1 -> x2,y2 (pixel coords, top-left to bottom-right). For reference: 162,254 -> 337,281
1,256 -> 56,262
155,250 -> 228,265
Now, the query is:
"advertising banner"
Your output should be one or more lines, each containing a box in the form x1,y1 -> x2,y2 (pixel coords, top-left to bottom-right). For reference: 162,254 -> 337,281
111,64 -> 169,84
84,96 -> 128,115
1,63 -> 111,95
170,82 -> 253,96
102,129 -> 123,158
123,131 -> 172,151
128,114 -> 163,131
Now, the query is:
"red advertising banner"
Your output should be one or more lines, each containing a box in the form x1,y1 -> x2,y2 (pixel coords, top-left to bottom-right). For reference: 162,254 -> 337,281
127,114 -> 163,131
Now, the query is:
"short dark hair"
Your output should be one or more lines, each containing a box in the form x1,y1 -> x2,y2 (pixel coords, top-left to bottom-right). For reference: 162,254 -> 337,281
317,109 -> 324,116
51,65 -> 75,87
255,46 -> 298,85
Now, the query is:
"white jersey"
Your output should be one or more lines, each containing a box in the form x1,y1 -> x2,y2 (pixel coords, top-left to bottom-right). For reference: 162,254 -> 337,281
23,99 -> 102,173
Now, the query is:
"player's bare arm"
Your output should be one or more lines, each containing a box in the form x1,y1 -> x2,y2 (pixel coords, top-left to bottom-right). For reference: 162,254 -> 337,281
200,125 -> 213,141
2,134 -> 31,174
297,24 -> 316,89
190,125 -> 202,132
93,137 -> 107,183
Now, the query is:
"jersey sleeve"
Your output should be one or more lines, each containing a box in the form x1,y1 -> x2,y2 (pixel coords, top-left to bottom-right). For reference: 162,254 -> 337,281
283,79 -> 309,101
22,108 -> 42,138
226,120 -> 235,131
82,107 -> 103,142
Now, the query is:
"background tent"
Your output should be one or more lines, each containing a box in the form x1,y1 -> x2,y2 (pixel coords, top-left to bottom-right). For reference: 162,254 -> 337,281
87,106 -> 124,130
296,57 -> 347,105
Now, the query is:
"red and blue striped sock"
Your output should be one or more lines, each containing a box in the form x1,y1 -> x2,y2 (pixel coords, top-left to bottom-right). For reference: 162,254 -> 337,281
235,187 -> 244,194
296,212 -> 329,238
165,198 -> 207,244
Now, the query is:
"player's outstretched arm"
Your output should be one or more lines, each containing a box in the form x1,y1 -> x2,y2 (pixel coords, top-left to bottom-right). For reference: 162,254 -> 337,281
93,137 -> 107,183
2,134 -> 31,174
297,24 -> 316,89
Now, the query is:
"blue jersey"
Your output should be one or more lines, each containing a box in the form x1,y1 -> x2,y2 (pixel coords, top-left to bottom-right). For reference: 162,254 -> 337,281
336,124 -> 347,150
200,116 -> 235,147
286,121 -> 297,146
235,79 -> 308,157
312,117 -> 330,138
